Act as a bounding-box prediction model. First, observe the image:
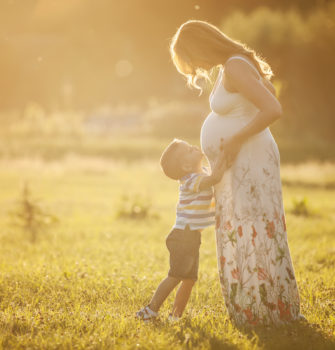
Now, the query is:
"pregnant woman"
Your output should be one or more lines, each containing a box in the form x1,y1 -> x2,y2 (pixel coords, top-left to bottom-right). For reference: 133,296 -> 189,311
170,20 -> 301,326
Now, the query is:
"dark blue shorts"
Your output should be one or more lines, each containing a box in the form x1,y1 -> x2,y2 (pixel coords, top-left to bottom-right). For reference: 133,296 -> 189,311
166,226 -> 201,281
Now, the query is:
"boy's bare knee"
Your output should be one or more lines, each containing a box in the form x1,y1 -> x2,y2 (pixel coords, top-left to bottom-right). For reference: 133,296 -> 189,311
182,279 -> 196,287
167,276 -> 181,284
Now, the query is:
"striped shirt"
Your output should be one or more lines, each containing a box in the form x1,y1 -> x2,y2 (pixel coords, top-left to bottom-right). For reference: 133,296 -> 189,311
174,169 -> 215,231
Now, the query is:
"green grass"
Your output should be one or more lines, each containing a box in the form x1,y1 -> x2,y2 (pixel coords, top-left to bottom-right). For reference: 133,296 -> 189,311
0,158 -> 334,349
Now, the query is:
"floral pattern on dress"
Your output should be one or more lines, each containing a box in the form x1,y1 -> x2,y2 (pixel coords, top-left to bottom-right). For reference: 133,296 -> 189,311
206,139 -> 300,326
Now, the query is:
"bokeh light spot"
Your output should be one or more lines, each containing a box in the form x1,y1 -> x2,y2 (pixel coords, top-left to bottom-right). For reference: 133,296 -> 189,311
115,59 -> 133,78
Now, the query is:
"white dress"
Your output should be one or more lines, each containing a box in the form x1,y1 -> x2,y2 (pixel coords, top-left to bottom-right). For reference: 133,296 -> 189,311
200,56 -> 300,326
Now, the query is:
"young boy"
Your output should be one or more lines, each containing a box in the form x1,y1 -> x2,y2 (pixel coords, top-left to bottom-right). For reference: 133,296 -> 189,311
136,139 -> 226,321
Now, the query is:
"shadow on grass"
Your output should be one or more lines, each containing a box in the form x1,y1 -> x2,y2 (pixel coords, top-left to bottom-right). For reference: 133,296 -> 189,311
240,320 -> 335,350
150,318 -> 239,350
150,318 -> 334,350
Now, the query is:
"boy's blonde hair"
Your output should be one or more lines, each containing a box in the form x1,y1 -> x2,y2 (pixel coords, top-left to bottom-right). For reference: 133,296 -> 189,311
160,139 -> 185,180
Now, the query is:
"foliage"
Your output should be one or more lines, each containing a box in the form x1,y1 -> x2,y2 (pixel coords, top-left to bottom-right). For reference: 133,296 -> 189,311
116,194 -> 159,220
291,197 -> 310,216
12,103 -> 84,137
0,104 -> 334,162
9,182 -> 58,243
145,100 -> 208,138
221,3 -> 335,137
0,1 -> 334,140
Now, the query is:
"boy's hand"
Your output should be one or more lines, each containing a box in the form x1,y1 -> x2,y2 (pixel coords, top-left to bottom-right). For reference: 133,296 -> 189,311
199,151 -> 227,190
219,136 -> 242,170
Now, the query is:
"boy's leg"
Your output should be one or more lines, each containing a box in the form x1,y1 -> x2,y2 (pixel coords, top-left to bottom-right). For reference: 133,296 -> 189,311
171,279 -> 196,317
148,276 -> 180,312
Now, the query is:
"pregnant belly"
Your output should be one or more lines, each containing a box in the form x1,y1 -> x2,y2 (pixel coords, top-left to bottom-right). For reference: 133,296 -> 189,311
200,112 -> 249,160
200,111 -> 275,162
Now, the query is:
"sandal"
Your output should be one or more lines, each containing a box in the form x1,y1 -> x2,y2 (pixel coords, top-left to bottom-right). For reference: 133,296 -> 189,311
136,305 -> 158,321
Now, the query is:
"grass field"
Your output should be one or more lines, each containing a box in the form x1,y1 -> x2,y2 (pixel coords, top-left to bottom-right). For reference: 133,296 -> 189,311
0,157 -> 334,349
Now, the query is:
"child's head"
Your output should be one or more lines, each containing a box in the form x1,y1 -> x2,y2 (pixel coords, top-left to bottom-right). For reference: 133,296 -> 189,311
160,139 -> 203,180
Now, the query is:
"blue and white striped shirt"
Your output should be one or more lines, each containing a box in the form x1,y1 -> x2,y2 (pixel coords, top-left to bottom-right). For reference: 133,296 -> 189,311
173,169 -> 215,231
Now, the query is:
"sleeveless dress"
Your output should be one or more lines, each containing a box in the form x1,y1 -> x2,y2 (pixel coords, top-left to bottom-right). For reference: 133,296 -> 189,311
200,56 -> 300,326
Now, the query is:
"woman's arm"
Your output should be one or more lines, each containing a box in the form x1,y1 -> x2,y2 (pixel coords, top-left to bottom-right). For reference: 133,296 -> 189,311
262,77 -> 276,96
199,153 -> 227,190
221,59 -> 282,165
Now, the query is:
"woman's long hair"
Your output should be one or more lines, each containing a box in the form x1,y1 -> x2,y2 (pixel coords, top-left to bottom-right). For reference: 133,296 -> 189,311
170,20 -> 273,92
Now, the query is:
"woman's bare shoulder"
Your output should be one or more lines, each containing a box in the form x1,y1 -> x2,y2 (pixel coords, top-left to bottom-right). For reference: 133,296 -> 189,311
224,56 -> 276,95
224,55 -> 260,81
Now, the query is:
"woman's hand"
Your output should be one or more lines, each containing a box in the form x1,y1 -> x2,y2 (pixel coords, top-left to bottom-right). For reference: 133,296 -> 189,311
220,136 -> 242,169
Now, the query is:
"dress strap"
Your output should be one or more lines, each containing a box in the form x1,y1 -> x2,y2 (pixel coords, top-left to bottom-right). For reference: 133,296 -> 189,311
225,55 -> 261,78
210,66 -> 224,98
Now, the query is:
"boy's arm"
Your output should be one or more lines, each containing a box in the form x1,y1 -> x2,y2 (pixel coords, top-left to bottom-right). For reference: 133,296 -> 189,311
199,153 -> 227,190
